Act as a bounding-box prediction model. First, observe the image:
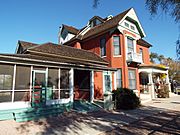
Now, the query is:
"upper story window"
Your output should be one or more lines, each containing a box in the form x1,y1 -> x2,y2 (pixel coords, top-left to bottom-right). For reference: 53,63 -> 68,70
124,22 -> 129,28
139,48 -> 143,62
100,37 -> 106,57
130,25 -> 135,30
113,36 -> 121,55
127,37 -> 134,53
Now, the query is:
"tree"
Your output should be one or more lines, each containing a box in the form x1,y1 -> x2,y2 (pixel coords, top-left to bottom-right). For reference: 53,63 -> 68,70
150,52 -> 158,63
92,0 -> 180,60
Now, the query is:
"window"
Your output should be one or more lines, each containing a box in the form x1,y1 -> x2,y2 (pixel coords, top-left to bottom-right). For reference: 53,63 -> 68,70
104,75 -> 111,92
130,25 -> 135,30
100,37 -> 106,57
124,22 -> 129,28
139,48 -> 143,62
116,69 -> 122,88
128,69 -> 136,90
127,37 -> 134,53
113,36 -> 121,55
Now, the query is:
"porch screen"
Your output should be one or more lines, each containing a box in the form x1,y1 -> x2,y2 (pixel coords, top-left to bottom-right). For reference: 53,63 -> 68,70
0,64 -> 14,103
60,69 -> 70,98
128,69 -> 136,90
48,68 -> 59,99
14,65 -> 31,101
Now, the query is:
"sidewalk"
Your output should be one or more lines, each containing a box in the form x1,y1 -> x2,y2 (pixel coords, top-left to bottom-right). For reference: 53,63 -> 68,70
0,93 -> 179,135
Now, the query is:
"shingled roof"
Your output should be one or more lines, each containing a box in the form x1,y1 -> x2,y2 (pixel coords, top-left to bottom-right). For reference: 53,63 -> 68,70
62,24 -> 79,35
137,39 -> 152,48
23,42 -> 108,65
82,8 -> 131,40
16,40 -> 38,54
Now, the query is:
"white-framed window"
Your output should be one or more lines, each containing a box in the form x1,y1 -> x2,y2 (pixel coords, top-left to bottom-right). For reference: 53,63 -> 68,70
100,37 -> 106,57
103,71 -> 112,93
130,25 -> 135,31
128,69 -> 136,90
116,69 -> 122,88
124,22 -> 129,28
139,48 -> 143,62
113,36 -> 121,55
127,37 -> 134,53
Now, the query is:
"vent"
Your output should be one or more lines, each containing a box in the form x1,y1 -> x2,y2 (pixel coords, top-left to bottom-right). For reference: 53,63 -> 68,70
107,15 -> 113,20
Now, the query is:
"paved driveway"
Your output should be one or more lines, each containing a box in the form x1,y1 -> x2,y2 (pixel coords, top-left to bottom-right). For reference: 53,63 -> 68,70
0,93 -> 179,135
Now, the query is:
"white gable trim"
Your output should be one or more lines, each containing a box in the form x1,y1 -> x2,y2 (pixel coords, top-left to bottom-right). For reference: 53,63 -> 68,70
118,8 -> 146,38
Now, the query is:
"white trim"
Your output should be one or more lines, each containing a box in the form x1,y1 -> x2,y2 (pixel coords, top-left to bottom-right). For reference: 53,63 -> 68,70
90,70 -> 94,102
58,68 -> 61,99
69,68 -> 74,102
103,71 -> 112,94
46,98 -> 70,105
114,71 -> 117,90
12,64 -> 16,102
113,55 -> 122,57
29,66 -> 33,102
118,8 -> 146,37
0,101 -> 31,110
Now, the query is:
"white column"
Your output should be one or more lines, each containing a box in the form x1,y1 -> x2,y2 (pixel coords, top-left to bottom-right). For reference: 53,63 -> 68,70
12,64 -> 16,102
114,71 -> 117,90
58,68 -> 61,99
69,68 -> 74,103
90,70 -> 94,103
148,72 -> 155,99
165,71 -> 171,91
29,66 -> 33,102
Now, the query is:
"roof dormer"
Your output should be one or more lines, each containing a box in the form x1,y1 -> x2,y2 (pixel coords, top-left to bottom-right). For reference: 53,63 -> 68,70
88,16 -> 104,27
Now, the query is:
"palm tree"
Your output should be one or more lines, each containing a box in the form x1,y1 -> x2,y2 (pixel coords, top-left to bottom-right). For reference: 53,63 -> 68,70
150,52 -> 158,63
158,55 -> 165,64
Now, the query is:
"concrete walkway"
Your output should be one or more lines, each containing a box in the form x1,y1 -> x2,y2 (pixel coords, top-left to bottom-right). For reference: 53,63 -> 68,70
0,93 -> 179,135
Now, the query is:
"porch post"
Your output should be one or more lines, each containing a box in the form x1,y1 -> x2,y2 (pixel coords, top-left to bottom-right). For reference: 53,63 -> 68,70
148,72 -> 155,99
69,68 -> 74,103
90,70 -> 94,103
165,71 -> 171,91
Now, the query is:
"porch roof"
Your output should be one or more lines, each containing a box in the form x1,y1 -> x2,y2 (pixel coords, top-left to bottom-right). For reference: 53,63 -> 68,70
0,53 -> 116,71
139,64 -> 168,74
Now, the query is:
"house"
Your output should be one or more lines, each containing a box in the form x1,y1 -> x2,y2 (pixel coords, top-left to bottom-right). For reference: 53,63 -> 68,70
0,8 -> 170,121
58,8 -> 170,101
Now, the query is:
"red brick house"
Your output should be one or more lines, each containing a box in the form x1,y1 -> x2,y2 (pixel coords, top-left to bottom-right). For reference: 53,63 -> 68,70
58,8 -> 170,101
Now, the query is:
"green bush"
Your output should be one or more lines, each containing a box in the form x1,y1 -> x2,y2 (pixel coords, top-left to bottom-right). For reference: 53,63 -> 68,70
113,88 -> 140,110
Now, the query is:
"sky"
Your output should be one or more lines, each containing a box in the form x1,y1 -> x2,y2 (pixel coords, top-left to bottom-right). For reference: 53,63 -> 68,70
0,0 -> 179,59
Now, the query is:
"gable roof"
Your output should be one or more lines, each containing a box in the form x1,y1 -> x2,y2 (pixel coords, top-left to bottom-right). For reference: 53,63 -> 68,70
82,8 -> 131,40
24,42 -> 108,65
62,24 -> 79,35
16,40 -> 38,54
137,39 -> 152,48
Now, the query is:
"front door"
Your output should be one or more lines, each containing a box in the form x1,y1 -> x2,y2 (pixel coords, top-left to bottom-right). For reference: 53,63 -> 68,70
32,70 -> 47,107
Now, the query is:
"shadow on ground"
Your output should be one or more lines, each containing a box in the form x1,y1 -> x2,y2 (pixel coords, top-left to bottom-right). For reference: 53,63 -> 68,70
15,106 -> 180,135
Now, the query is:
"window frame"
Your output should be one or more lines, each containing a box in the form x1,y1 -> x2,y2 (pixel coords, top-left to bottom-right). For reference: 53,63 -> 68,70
113,36 -> 121,56
100,37 -> 106,57
116,69 -> 122,89
128,69 -> 137,90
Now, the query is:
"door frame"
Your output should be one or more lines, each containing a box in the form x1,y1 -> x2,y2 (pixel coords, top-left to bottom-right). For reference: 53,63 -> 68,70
32,70 -> 47,106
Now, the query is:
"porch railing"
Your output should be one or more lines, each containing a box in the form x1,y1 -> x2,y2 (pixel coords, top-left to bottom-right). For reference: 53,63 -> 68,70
127,52 -> 142,63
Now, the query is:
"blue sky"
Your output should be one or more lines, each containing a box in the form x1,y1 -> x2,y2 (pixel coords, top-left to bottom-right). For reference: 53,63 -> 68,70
0,0 -> 179,59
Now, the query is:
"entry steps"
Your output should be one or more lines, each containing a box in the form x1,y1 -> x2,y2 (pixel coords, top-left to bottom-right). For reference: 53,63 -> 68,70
0,103 -> 72,122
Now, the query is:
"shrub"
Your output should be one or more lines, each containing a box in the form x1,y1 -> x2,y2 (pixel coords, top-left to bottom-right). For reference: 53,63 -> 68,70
113,88 -> 140,110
